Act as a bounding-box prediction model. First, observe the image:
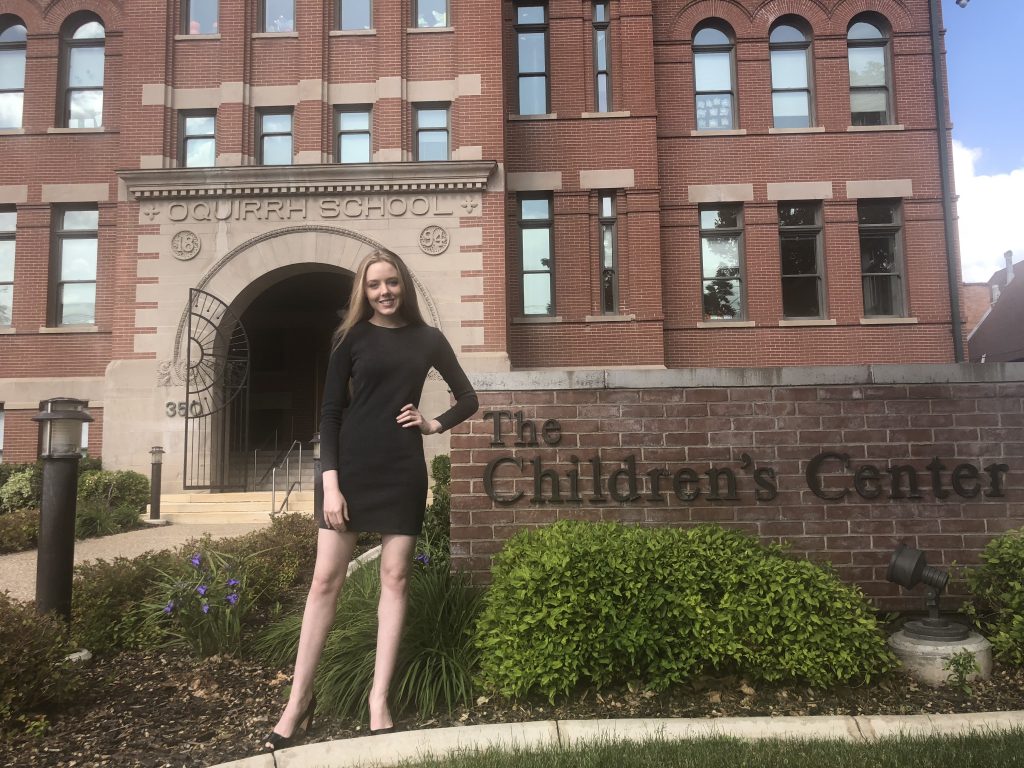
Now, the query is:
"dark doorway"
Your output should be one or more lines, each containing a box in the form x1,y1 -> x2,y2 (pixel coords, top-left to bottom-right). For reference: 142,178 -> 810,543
237,267 -> 352,452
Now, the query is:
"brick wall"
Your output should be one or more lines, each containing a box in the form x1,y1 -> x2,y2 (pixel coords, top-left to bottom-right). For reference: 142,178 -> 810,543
450,364 -> 1024,610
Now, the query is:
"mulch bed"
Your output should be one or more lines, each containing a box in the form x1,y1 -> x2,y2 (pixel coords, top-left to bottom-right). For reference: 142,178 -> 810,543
3,649 -> 1023,768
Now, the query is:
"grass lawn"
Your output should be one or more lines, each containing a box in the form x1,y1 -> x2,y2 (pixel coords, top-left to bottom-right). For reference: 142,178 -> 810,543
399,730 -> 1024,768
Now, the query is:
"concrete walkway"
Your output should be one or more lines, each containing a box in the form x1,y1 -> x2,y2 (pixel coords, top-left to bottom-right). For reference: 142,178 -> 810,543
0,521 -> 268,601
212,711 -> 1024,768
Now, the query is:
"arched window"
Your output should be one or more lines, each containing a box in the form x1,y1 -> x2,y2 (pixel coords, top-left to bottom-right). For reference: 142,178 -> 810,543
770,18 -> 812,129
61,14 -> 105,129
693,21 -> 736,131
0,17 -> 27,129
847,15 -> 891,126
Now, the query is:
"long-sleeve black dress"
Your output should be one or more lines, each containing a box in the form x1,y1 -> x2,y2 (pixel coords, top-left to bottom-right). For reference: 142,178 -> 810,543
317,320 -> 478,535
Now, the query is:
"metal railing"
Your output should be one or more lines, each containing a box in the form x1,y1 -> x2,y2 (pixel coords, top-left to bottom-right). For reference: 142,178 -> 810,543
250,430 -> 279,492
271,439 -> 304,515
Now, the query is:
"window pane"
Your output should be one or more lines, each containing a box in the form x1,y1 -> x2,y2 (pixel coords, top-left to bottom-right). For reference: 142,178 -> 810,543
519,76 -> 547,115
772,92 -> 810,128
523,273 -> 552,315
185,115 -> 215,136
863,275 -> 897,315
341,0 -> 372,30
61,238 -> 97,280
695,93 -> 733,130
0,245 -> 13,281
694,27 -> 729,46
518,6 -> 545,24
701,236 -> 740,278
68,90 -> 103,128
782,277 -> 820,317
518,32 -> 546,73
695,51 -> 731,91
0,49 -> 26,89
520,198 -> 550,219
262,134 -> 292,165
851,89 -> 887,125
340,133 -> 370,163
72,21 -> 105,39
849,21 -> 883,40
703,279 -> 741,319
0,211 -> 14,231
858,201 -> 896,225
521,228 -> 551,271
781,236 -> 817,274
600,195 -> 613,218
700,207 -> 739,229
418,129 -> 448,160
261,112 -> 292,134
186,137 -> 215,167
0,24 -> 27,43
264,0 -> 294,31
69,47 -> 104,88
417,109 -> 447,129
0,284 -> 11,325
770,24 -> 805,44
595,30 -> 607,69
848,47 -> 885,87
416,0 -> 447,27
601,225 -> 614,267
63,209 -> 98,230
860,234 -> 897,273
339,111 -> 369,130
188,0 -> 219,34
594,3 -> 608,23
59,282 -> 96,325
0,92 -> 22,130
771,48 -> 807,89
597,73 -> 609,112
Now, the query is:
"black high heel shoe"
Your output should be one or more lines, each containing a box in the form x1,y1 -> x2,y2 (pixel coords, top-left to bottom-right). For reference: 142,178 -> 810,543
263,694 -> 316,753
369,725 -> 395,736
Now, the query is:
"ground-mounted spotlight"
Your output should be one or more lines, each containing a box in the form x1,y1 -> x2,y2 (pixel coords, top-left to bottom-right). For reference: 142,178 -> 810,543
887,543 -> 969,641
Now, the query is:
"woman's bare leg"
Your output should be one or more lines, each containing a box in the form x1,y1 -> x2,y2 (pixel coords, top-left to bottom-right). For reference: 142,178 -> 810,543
368,533 -> 417,730
268,528 -> 359,743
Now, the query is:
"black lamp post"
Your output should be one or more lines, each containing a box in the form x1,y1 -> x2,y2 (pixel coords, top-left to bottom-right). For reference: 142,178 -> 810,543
887,543 -> 969,641
149,446 -> 164,521
33,397 -> 92,623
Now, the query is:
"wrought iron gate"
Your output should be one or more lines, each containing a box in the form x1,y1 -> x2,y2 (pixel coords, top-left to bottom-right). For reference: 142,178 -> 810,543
184,288 -> 250,490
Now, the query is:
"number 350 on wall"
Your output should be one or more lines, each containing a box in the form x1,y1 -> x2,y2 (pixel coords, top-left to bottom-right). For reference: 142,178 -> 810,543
166,401 -> 202,417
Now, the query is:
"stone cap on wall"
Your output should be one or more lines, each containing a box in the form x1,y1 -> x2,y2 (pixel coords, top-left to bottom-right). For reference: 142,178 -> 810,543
469,364 -> 1024,391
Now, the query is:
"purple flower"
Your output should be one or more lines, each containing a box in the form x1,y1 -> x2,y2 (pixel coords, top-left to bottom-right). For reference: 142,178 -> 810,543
190,553 -> 202,568
202,603 -> 211,614
415,553 -> 430,566
227,578 -> 240,588
163,600 -> 175,614
226,593 -> 239,605
196,584 -> 208,596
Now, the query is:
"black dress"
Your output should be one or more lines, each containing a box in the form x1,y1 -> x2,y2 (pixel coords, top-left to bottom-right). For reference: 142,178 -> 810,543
317,320 -> 478,535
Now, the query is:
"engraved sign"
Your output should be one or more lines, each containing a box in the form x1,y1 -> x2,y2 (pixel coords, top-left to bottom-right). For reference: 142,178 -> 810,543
171,230 -> 202,261
419,225 -> 450,256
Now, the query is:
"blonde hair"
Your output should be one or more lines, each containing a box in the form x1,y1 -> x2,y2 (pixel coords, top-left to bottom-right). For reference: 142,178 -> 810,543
331,250 -> 426,350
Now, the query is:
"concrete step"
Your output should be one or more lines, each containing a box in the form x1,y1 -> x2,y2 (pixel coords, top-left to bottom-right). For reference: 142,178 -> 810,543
150,490 -> 314,523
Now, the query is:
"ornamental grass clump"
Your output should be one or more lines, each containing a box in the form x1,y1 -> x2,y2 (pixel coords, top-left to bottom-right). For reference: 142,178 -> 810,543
475,521 -> 896,702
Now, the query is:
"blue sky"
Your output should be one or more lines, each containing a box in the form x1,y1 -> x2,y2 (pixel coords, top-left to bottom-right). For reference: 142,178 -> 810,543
943,0 -> 1024,281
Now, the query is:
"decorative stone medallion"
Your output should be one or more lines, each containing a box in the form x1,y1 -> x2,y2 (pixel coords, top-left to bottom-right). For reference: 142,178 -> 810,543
418,225 -> 450,256
171,230 -> 202,261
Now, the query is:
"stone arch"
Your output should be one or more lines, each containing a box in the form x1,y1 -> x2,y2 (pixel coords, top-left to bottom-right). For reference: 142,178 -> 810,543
751,0 -> 830,37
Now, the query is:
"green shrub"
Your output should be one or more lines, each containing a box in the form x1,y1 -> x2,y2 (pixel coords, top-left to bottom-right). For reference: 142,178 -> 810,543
77,469 -> 150,514
257,556 -> 484,720
75,499 -> 142,539
0,468 -> 38,514
422,454 -> 451,560
966,527 -> 1024,665
0,508 -> 39,554
0,592 -> 80,729
475,521 -> 896,702
71,550 -> 177,655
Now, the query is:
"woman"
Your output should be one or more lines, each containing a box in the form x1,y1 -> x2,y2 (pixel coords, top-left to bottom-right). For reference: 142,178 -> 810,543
264,250 -> 478,751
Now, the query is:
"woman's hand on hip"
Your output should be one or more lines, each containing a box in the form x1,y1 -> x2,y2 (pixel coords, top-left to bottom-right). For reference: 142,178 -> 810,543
398,403 -> 441,435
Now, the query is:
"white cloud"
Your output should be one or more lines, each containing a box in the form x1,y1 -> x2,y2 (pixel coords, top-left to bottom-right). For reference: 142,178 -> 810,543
953,140 -> 1024,283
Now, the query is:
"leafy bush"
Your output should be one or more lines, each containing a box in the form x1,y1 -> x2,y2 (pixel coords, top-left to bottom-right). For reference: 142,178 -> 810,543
257,555 -> 484,720
0,508 -> 39,554
475,521 -> 896,702
422,454 -> 452,561
71,550 -> 177,655
77,469 -> 149,514
966,527 -> 1024,665
0,592 -> 80,730
0,468 -> 38,514
75,498 -> 142,539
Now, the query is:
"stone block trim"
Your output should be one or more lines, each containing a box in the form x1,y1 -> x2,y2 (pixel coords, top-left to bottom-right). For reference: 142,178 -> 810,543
449,365 -> 1024,610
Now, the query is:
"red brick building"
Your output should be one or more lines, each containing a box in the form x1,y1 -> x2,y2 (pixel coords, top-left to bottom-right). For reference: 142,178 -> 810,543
4,0 -> 1019,595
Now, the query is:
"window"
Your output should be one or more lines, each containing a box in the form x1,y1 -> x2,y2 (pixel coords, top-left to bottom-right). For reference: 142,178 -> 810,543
770,19 -> 812,128
778,203 -> 824,318
516,3 -> 548,116
340,0 -> 371,30
519,195 -> 554,316
262,0 -> 294,32
336,108 -> 371,162
593,2 -> 611,112
700,205 -> 743,320
258,109 -> 293,165
61,14 -> 104,129
848,15 -> 891,126
185,0 -> 218,34
53,207 -> 98,326
858,199 -> 903,316
0,207 -> 14,326
599,192 -> 618,314
181,111 -> 215,167
415,0 -> 447,28
0,17 -> 27,130
414,105 -> 448,160
693,21 -> 735,130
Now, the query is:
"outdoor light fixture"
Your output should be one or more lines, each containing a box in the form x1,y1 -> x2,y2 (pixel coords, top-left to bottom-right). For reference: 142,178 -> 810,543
35,397 -> 92,458
311,432 -> 321,461
149,446 -> 165,521
955,0 -> 969,8
887,543 -> 969,641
